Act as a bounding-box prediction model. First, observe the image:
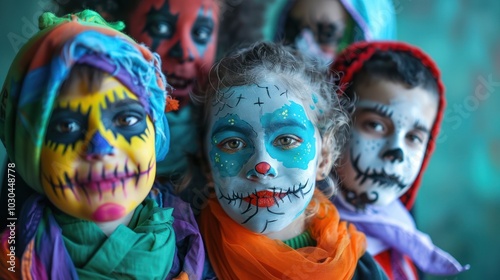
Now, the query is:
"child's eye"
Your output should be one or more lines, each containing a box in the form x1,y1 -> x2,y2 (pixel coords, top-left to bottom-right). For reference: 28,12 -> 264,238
192,26 -> 213,44
146,20 -> 174,38
273,135 -> 302,150
115,115 -> 139,127
56,121 -> 81,133
407,133 -> 423,144
365,121 -> 385,133
218,138 -> 246,153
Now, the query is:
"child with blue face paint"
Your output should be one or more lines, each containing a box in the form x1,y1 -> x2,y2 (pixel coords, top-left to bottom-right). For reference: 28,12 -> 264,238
196,42 -> 388,280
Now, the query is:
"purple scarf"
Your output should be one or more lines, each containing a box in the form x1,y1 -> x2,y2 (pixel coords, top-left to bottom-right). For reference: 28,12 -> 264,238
333,195 -> 470,276
148,182 -> 205,280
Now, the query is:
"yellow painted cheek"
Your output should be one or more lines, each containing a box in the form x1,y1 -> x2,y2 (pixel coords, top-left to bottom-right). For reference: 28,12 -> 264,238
40,141 -> 83,192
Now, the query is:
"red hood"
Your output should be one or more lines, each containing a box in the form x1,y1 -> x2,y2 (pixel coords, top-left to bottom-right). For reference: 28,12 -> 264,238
331,41 -> 446,209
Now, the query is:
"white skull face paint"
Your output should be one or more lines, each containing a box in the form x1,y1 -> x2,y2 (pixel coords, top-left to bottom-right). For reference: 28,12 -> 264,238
206,79 -> 321,234
337,80 -> 438,208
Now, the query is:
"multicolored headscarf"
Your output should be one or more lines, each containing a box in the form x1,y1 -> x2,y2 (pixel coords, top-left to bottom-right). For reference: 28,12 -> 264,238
0,10 -> 170,193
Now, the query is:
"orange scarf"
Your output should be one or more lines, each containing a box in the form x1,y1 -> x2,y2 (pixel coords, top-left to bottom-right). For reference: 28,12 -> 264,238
199,190 -> 366,280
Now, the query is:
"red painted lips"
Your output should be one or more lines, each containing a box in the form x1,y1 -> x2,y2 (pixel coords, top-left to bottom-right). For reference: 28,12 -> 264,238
243,191 -> 287,207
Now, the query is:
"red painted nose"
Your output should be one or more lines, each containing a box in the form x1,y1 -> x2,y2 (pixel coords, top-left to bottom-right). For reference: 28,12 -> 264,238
255,162 -> 271,175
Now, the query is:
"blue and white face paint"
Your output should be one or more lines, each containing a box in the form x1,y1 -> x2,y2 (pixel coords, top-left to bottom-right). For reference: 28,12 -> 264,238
337,80 -> 438,208
206,79 -> 321,234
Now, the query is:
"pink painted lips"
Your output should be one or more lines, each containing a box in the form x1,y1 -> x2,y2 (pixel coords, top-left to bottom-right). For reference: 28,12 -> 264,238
92,203 -> 126,222
243,191 -> 287,207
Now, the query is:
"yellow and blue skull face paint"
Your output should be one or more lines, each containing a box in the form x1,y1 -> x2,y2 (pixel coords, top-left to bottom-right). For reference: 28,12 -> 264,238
41,76 -> 156,222
206,78 -> 322,234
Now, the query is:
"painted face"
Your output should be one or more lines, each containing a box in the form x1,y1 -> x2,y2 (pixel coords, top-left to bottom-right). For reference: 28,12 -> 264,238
128,0 -> 219,107
337,80 -> 438,208
286,0 -> 349,57
206,80 -> 322,234
41,76 -> 156,222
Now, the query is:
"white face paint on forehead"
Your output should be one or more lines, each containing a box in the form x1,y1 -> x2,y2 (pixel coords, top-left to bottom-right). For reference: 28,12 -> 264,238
337,79 -> 438,208
206,79 -> 322,234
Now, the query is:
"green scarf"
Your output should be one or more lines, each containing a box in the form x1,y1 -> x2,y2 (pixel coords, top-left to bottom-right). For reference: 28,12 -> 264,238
52,198 -> 176,279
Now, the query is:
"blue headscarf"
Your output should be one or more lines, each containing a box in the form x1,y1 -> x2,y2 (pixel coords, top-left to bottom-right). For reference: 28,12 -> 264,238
0,10 -> 170,193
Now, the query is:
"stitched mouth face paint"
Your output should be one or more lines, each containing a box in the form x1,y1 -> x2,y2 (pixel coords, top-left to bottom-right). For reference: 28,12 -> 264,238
206,80 -> 321,234
337,80 -> 438,208
41,76 -> 156,222
128,0 -> 219,107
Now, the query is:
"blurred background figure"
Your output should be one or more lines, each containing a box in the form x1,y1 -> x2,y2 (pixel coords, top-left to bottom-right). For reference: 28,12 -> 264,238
276,0 -> 397,62
217,0 -> 396,63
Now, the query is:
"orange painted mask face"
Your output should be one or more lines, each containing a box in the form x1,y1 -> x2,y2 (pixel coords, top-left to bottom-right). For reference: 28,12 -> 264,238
41,76 -> 156,222
127,0 -> 219,107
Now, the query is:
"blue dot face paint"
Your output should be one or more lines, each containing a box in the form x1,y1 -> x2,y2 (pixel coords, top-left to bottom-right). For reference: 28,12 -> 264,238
262,101 -> 316,170
206,79 -> 321,235
209,114 -> 256,177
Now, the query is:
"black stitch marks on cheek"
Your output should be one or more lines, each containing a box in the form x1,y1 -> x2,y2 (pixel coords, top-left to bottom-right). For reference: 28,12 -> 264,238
351,151 -> 407,190
42,158 -> 156,205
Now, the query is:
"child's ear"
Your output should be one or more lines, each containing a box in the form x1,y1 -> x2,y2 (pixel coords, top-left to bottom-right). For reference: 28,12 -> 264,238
316,144 -> 334,181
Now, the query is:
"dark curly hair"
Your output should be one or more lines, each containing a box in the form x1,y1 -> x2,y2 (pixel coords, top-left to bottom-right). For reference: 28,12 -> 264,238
347,50 -> 439,98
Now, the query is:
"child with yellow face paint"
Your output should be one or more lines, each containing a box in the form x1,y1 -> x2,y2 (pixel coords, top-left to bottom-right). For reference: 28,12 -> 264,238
196,42 -> 388,280
56,0 -> 221,187
0,10 -> 204,279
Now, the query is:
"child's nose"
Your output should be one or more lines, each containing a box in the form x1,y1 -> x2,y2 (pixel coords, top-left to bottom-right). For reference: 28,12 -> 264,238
168,40 -> 195,62
246,161 -> 277,180
84,131 -> 114,160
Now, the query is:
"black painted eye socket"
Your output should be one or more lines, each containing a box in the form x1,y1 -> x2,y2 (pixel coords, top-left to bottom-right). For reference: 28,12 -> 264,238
101,98 -> 148,143
56,121 -> 81,134
192,26 -> 213,44
114,114 -> 140,127
46,107 -> 88,145
192,16 -> 214,45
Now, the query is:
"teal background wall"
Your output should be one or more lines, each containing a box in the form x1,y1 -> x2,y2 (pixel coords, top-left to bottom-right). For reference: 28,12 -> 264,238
0,1 -> 499,279
395,1 -> 500,279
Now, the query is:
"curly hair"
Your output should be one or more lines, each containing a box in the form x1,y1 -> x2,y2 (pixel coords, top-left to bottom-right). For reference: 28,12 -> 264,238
195,41 -> 352,196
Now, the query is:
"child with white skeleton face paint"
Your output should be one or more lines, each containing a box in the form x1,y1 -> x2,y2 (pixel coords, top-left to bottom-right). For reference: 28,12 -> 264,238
337,60 -> 439,208
196,42 -> 390,279
330,41 -> 469,279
